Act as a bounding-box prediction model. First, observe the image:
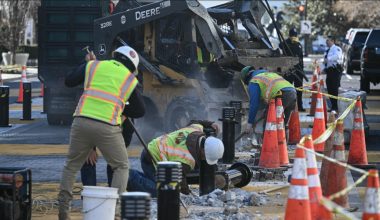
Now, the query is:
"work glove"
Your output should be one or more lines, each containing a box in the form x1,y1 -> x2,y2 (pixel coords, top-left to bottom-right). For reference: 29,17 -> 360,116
211,123 -> 220,136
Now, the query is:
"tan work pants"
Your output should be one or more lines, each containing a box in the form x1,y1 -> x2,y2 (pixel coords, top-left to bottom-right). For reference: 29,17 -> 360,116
58,117 -> 129,207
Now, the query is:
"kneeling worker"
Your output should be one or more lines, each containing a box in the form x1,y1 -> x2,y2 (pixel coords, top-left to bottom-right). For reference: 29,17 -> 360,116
128,120 -> 224,197
240,66 -> 296,142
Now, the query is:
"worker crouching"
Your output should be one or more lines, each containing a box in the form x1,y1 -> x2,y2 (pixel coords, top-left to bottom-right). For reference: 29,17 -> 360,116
241,66 -> 297,144
127,120 -> 224,197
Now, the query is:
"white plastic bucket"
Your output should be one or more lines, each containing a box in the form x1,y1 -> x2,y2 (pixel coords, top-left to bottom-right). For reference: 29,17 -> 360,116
81,186 -> 119,220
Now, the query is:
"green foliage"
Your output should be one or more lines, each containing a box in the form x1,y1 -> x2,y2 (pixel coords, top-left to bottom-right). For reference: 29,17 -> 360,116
281,0 -> 339,39
280,0 -> 380,41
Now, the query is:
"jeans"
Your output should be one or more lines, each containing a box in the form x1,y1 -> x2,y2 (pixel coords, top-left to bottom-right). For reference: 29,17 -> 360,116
127,151 -> 157,197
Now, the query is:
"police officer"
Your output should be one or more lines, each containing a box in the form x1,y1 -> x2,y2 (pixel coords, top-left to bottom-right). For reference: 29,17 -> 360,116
280,28 -> 305,111
324,36 -> 343,112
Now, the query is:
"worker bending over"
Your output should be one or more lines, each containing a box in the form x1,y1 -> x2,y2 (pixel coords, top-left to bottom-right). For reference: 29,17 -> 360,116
241,66 -> 296,143
58,46 -> 144,220
127,120 -> 224,197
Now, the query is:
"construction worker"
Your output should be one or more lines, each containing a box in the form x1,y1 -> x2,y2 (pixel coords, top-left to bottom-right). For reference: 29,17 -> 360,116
279,27 -> 305,111
77,77 -> 144,187
324,36 -> 343,112
241,66 -> 296,142
58,46 -> 144,220
127,120 -> 224,197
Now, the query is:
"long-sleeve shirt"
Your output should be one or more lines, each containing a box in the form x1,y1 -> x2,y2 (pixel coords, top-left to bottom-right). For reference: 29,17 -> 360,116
247,70 -> 294,124
324,44 -> 343,68
65,62 -> 145,118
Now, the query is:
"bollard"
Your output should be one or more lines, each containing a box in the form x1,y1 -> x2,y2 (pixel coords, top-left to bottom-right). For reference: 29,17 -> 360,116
199,159 -> 216,196
0,86 -> 11,127
230,101 -> 242,137
120,192 -> 151,220
219,107 -> 236,163
22,82 -> 33,120
157,161 -> 181,220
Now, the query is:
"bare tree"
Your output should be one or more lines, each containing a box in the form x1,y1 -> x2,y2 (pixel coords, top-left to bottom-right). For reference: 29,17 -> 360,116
0,0 -> 33,64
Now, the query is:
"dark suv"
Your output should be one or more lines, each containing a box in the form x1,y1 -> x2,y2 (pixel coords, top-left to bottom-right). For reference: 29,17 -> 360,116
343,29 -> 370,75
360,29 -> 380,93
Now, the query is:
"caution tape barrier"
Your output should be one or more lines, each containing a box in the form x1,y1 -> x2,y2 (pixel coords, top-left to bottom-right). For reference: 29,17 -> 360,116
313,100 -> 357,145
297,136 -> 377,219
296,87 -> 356,102
320,198 -> 359,220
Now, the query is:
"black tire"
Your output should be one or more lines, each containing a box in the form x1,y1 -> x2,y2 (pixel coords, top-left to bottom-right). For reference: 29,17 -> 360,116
164,97 -> 206,132
47,113 -> 62,125
360,76 -> 370,93
47,114 -> 73,126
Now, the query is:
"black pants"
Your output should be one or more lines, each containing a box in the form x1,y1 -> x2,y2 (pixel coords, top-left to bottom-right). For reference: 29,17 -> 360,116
325,68 -> 342,111
284,74 -> 303,109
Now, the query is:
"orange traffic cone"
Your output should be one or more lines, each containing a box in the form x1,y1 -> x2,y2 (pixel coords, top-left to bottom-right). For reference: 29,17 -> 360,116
276,98 -> 289,166
347,99 -> 368,165
326,120 -> 349,207
284,147 -> 311,220
319,79 -> 328,125
304,135 -> 333,220
16,66 -> 28,103
312,92 -> 326,152
259,99 -> 280,168
39,82 -> 44,97
362,169 -> 380,220
320,111 -> 337,196
289,103 -> 301,145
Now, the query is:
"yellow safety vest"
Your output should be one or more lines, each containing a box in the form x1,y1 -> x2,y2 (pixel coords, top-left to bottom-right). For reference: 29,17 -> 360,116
74,60 -> 138,125
250,72 -> 294,103
148,124 -> 204,169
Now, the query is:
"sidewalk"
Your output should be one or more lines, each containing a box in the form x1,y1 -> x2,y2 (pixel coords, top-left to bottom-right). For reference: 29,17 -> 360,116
1,67 -> 38,82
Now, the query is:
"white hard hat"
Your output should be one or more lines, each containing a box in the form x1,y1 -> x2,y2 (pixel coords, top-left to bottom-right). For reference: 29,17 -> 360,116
204,136 -> 224,165
114,46 -> 139,71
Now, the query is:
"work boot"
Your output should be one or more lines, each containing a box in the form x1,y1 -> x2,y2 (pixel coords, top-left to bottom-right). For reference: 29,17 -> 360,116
58,190 -> 72,220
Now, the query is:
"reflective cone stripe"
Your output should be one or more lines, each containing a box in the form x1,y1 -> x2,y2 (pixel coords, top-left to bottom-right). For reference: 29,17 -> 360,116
320,112 -> 337,196
348,99 -> 368,165
276,98 -> 289,166
363,170 -> 380,220
285,147 -> 311,220
17,66 -> 28,103
304,136 -> 333,220
259,99 -> 280,168
312,93 -> 326,152
289,103 -> 301,144
21,66 -> 28,83
326,120 -> 349,207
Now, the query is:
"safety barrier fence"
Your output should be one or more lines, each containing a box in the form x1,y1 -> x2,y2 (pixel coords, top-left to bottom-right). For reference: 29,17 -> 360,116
293,60 -> 369,219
